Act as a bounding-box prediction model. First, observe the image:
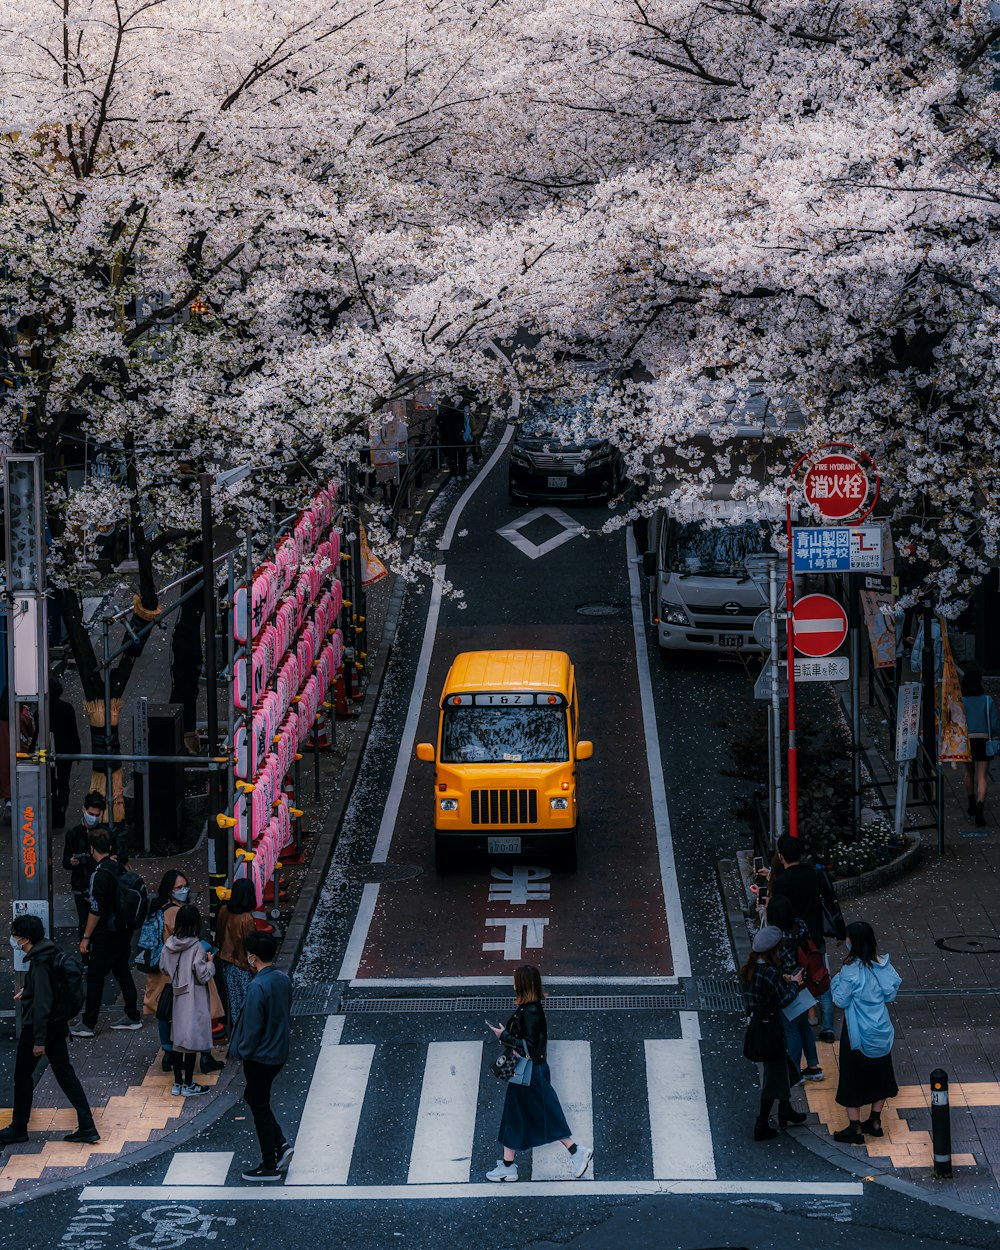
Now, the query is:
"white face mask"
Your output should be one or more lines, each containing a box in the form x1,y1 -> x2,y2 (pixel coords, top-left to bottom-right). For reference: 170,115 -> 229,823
9,936 -> 22,951
172,886 -> 190,903
82,810 -> 100,828
845,939 -> 852,952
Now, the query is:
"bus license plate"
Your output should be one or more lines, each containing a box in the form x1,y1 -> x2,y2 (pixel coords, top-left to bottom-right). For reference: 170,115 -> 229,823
546,475 -> 567,488
719,634 -> 743,648
488,837 -> 521,855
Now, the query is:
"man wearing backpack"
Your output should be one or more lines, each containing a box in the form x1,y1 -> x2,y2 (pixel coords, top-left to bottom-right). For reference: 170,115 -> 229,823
0,915 -> 100,1146
69,829 -> 142,1038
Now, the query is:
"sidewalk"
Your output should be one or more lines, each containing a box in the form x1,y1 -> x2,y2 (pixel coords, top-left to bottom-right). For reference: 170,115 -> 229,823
0,437 -> 473,1201
724,668 -> 1000,1217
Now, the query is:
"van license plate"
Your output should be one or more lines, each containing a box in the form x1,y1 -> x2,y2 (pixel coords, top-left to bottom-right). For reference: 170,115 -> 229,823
719,634 -> 743,648
488,837 -> 521,855
546,475 -> 567,488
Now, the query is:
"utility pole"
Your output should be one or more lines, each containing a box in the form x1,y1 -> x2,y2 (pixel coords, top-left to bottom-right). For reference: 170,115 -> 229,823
199,473 -> 224,916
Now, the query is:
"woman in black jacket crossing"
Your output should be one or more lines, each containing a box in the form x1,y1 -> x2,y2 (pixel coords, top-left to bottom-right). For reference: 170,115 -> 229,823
486,965 -> 592,1182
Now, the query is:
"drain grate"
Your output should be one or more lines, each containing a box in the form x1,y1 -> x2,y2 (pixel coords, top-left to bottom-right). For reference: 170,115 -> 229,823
693,978 -> 745,1012
291,984 -> 343,1017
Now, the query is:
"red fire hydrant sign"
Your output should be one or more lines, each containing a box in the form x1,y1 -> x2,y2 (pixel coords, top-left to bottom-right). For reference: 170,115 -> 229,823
803,454 -> 869,520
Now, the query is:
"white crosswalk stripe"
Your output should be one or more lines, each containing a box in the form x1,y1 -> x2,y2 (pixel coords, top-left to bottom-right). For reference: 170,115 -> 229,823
89,1032 -> 733,1195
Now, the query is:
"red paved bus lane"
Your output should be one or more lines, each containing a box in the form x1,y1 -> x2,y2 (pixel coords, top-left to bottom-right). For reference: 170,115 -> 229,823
340,622 -> 676,984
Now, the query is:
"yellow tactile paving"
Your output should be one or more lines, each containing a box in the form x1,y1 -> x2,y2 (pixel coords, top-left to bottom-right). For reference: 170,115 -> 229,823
0,1049 -> 223,1189
803,1041 -> 981,1169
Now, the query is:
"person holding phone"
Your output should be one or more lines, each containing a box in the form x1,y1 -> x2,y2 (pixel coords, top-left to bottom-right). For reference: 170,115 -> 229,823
485,965 -> 592,1183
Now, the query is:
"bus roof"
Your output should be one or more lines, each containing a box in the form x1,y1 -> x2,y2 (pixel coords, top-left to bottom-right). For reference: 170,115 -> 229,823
443,650 -> 572,695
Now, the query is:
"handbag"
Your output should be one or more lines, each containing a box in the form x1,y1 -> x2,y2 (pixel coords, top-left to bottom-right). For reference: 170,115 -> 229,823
507,1038 -> 534,1087
743,1005 -> 786,1062
986,699 -> 1000,760
796,937 -> 831,999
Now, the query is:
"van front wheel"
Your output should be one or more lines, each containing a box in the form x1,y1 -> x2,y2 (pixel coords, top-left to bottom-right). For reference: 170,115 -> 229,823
558,830 -> 578,872
434,837 -> 455,874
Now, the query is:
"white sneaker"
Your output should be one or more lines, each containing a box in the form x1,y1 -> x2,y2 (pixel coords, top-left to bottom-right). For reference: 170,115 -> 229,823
486,1159 -> 518,1183
171,1083 -> 183,1097
572,1145 -> 594,1178
110,1016 -> 142,1031
69,1022 -> 96,1039
180,1083 -> 207,1097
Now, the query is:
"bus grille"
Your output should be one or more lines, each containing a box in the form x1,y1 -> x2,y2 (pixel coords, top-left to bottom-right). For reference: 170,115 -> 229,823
470,789 -> 538,825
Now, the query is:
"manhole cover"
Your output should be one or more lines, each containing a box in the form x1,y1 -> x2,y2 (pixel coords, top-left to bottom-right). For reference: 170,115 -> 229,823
575,601 -> 619,617
341,863 -> 423,883
935,934 -> 1000,954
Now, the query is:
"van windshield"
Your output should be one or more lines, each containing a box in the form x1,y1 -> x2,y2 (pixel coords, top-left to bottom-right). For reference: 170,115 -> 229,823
441,706 -> 569,764
667,520 -> 768,576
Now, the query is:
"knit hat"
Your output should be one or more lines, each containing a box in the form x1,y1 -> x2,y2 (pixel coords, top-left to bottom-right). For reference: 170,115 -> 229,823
752,925 -> 783,953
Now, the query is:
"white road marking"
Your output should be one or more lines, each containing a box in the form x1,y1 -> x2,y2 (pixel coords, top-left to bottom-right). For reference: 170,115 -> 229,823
645,1039 -> 716,1180
283,1044 -> 375,1186
626,528 -> 692,979
347,975 -> 680,988
496,507 -> 587,560
162,1153 -> 233,1186
322,1013 -> 347,1046
439,423 -> 515,551
532,1041 -> 594,1180
81,1180 -> 865,1201
407,1042 -> 482,1184
679,1011 -> 701,1042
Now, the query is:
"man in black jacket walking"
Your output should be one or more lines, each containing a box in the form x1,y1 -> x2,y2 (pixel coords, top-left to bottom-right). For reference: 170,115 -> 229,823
62,791 -> 103,938
770,833 -> 846,1043
69,829 -> 141,1038
0,915 -> 99,1146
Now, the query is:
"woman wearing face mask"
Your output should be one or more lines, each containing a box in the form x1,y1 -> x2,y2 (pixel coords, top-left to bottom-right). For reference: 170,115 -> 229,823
159,905 -> 215,1097
143,871 -> 224,1074
831,921 -> 901,1143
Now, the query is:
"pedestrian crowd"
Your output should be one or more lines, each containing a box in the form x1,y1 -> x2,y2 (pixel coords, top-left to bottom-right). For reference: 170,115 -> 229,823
1,802 -> 294,1182
744,833 -> 901,1144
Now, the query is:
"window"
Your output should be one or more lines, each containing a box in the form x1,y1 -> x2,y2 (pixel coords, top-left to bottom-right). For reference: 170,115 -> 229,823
441,706 -> 569,764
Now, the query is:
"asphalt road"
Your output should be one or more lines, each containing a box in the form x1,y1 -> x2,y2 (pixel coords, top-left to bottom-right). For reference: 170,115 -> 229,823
5,436 -> 997,1250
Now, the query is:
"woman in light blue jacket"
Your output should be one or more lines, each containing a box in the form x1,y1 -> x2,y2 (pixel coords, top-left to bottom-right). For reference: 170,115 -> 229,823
961,668 -> 998,827
830,921 -> 901,1145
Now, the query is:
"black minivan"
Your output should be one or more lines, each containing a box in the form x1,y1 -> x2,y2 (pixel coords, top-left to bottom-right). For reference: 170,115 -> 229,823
507,405 -> 624,503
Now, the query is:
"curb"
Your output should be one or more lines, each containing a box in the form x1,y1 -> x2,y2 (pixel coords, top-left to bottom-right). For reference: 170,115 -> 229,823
716,853 -> 1000,1227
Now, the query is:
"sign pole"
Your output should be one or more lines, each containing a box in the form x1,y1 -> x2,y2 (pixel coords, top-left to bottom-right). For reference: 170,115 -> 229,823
768,559 -> 783,843
785,486 -> 799,839
849,583 -> 863,834
3,454 -> 53,985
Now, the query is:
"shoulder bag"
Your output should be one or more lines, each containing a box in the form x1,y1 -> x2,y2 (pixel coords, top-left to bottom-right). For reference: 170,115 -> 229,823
155,964 -> 176,1023
797,935 -> 832,999
986,698 -> 1000,760
743,1004 -> 786,1062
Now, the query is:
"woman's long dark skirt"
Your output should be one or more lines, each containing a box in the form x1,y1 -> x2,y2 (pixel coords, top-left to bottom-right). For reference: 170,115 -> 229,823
498,1061 -> 571,1151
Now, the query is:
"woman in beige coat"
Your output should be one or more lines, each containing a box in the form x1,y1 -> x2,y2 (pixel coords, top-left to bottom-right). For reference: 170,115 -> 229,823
159,906 -> 215,1097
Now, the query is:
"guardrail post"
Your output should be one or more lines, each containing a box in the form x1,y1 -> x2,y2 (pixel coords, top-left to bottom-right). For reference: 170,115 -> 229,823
930,1069 -> 952,1178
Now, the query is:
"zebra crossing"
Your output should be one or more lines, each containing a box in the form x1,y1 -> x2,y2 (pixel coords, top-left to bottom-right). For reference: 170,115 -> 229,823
80,1011 -> 863,1201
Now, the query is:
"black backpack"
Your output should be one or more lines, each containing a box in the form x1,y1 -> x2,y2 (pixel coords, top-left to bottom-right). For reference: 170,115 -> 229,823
51,949 -> 87,1019
115,867 -> 150,932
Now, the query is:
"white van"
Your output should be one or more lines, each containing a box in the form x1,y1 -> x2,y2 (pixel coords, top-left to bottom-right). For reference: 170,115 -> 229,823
645,492 -> 779,655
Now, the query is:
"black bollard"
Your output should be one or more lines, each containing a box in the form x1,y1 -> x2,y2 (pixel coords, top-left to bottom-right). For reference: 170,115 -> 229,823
930,1069 -> 952,1178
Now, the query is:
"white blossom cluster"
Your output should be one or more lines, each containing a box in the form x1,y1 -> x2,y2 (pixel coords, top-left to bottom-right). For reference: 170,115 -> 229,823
1,2 -> 998,611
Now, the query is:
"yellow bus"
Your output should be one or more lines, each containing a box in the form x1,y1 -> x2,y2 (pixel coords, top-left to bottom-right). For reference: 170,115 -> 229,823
416,649 -> 592,871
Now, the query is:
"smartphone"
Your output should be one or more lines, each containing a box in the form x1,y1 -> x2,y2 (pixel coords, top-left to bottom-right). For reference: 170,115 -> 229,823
753,856 -> 765,874
758,882 -> 768,902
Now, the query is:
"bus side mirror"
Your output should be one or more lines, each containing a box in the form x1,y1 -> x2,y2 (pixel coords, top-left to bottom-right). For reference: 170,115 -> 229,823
415,742 -> 435,762
576,741 -> 593,761
641,551 -> 656,578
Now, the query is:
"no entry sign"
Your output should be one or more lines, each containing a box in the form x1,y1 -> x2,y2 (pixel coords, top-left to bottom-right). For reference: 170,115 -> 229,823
803,454 -> 869,520
793,594 -> 848,658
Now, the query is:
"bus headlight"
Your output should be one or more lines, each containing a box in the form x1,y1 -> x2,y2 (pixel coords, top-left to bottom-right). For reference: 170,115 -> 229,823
549,797 -> 569,810
439,799 -> 459,811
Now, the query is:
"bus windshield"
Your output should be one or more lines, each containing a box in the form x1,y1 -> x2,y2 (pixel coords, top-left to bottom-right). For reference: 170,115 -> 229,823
441,706 -> 569,764
667,519 -> 768,576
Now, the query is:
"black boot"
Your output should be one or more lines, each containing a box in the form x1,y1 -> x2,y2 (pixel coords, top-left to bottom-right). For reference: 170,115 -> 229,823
754,1097 -> 778,1141
976,801 -> 987,827
778,1101 -> 807,1127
